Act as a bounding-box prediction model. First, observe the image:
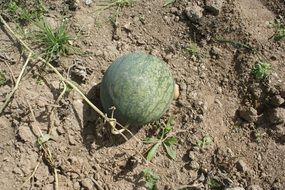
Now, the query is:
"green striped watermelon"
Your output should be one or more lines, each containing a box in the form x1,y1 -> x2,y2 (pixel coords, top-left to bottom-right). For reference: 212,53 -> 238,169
100,52 -> 175,125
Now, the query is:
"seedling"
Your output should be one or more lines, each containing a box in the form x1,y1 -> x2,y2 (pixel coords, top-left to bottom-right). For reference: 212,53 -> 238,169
195,135 -> 212,148
270,19 -> 285,41
36,133 -> 51,148
141,168 -> 159,190
164,0 -> 175,7
251,60 -> 271,80
144,117 -> 177,161
0,71 -> 6,86
34,19 -> 72,60
208,179 -> 222,189
186,41 -> 200,58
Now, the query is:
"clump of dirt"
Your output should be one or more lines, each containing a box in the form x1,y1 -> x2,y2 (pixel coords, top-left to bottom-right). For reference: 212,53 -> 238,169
0,0 -> 284,189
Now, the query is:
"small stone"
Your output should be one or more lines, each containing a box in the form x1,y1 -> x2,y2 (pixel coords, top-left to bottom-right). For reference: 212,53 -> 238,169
270,95 -> 285,107
279,85 -> 285,98
174,84 -> 180,100
189,160 -> 200,170
268,108 -> 285,124
81,178 -> 93,190
225,188 -> 245,190
68,135 -> 77,145
84,0 -> 93,6
205,0 -> 225,16
236,160 -> 249,172
184,4 -> 203,23
247,185 -> 263,190
170,7 -> 178,14
73,181 -> 81,189
239,106 -> 258,123
210,46 -> 222,59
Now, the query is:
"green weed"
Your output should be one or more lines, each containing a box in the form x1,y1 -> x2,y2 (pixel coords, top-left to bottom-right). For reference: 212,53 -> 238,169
208,179 -> 222,189
144,117 -> 177,161
0,71 -> 6,86
164,0 -> 175,7
186,41 -> 200,58
271,20 -> 285,41
141,168 -> 159,190
195,135 -> 212,148
3,0 -> 45,24
34,20 -> 72,60
251,60 -> 271,80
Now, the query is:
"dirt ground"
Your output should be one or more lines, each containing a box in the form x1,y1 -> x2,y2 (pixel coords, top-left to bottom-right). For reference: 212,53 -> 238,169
0,0 -> 285,190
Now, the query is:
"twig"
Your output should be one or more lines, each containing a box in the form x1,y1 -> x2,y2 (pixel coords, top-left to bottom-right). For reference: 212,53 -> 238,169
20,156 -> 42,189
0,52 -> 32,114
90,177 -> 104,190
27,100 -> 43,137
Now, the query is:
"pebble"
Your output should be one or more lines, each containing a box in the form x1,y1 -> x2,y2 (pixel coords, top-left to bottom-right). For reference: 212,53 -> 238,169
189,160 -> 200,170
247,185 -> 263,190
236,160 -> 249,172
270,95 -> 285,107
81,178 -> 93,190
84,0 -> 93,5
225,187 -> 245,190
68,135 -> 77,145
268,108 -> 285,124
205,0 -> 225,16
238,106 -> 258,123
184,4 -> 203,23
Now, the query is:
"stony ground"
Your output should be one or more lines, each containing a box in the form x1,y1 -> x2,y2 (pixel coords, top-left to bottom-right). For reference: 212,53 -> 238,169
0,0 -> 285,190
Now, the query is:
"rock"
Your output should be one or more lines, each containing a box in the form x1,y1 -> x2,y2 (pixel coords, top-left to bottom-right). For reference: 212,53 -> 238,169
205,0 -> 225,16
68,135 -> 77,145
225,188 -> 245,190
239,107 -> 258,123
279,85 -> 285,98
270,95 -> 285,107
17,125 -> 36,143
268,108 -> 285,124
189,160 -> 200,170
210,46 -> 222,59
184,4 -> 203,23
236,160 -> 249,172
84,0 -> 93,6
81,178 -> 93,190
247,185 -> 263,190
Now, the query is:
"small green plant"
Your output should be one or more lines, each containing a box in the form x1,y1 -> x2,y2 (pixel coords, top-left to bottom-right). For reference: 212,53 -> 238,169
208,179 -> 222,189
251,60 -> 271,79
4,0 -> 45,24
34,20 -> 72,60
144,117 -> 177,161
196,135 -> 212,148
186,41 -> 200,58
141,168 -> 159,190
164,0 -> 175,7
0,71 -> 6,86
270,19 -> 285,41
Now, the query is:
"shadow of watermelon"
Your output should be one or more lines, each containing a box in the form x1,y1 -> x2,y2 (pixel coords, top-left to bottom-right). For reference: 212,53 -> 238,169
81,84 -> 142,151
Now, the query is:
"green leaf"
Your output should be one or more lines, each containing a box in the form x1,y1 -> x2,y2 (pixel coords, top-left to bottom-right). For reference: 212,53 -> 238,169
143,137 -> 159,144
164,136 -> 177,146
36,134 -> 51,147
146,142 -> 161,161
142,168 -> 160,190
163,142 -> 176,159
164,117 -> 174,134
163,0 -> 175,7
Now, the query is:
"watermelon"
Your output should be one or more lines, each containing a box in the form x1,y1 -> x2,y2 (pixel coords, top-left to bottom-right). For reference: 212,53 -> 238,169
100,52 -> 175,125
